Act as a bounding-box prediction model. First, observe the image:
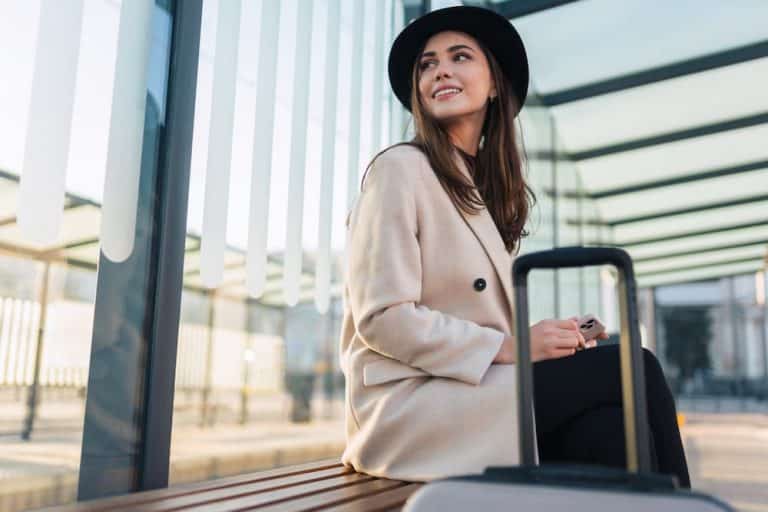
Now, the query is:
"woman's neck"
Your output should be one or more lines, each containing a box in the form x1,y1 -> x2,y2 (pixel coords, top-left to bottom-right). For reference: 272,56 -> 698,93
445,114 -> 483,156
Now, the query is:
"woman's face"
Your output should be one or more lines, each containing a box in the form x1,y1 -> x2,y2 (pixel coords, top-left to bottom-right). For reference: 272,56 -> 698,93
417,31 -> 496,124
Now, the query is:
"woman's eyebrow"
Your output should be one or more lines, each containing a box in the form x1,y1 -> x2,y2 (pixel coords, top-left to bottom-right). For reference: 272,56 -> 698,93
420,44 -> 475,59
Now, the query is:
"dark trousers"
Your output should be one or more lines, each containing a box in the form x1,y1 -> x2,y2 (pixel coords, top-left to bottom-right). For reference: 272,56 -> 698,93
533,344 -> 691,488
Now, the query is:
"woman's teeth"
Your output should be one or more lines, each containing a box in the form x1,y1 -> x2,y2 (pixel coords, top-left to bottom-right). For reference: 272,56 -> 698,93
435,88 -> 461,99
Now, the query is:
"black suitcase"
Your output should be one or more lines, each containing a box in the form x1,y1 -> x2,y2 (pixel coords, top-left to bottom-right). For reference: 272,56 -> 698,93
404,246 -> 734,511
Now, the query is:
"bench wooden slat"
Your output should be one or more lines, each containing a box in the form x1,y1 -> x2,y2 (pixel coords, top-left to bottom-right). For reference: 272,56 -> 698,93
253,479 -> 408,512
34,460 -> 425,512
36,459 -> 344,512
313,483 -> 422,512
169,473 -> 376,512
130,466 -> 357,511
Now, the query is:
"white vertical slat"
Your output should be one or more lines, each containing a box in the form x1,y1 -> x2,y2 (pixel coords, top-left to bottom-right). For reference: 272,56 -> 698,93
246,0 -> 282,299
381,0 -> 391,147
99,0 -> 154,262
17,0 -> 84,247
200,0 -> 243,288
369,0 -> 387,154
314,0 -> 342,314
16,300 -> 32,385
390,0 -> 407,143
26,303 -> 41,385
383,0 -> 393,144
7,300 -> 21,385
346,0 -> 366,212
283,1 -> 315,307
0,298 -> 8,385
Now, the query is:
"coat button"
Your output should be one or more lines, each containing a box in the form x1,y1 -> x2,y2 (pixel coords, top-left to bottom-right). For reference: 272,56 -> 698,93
473,278 -> 486,291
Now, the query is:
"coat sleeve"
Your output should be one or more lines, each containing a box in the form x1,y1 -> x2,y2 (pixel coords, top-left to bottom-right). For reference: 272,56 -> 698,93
345,150 -> 505,386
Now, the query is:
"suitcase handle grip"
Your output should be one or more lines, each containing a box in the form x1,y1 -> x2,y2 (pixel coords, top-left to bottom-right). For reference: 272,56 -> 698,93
512,246 -> 634,281
512,246 -> 653,474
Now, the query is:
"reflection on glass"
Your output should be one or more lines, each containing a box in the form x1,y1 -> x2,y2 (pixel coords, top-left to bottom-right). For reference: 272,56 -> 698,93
0,0 -> 171,509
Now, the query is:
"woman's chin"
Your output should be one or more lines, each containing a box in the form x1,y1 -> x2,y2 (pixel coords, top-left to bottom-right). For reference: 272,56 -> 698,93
431,107 -> 479,123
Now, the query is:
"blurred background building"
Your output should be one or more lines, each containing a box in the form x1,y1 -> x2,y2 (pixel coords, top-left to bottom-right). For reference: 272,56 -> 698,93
0,0 -> 766,511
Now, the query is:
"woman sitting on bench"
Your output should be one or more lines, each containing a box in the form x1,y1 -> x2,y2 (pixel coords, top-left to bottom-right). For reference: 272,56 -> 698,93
339,5 -> 689,488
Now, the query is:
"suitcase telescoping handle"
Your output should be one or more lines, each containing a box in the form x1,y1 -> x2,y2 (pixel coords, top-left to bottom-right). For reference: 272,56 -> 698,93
511,246 -> 652,474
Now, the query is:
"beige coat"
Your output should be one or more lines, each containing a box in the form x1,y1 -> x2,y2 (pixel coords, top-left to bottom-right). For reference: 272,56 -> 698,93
339,144 -> 520,482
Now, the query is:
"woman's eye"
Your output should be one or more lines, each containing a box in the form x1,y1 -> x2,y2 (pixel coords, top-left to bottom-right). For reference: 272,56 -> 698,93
420,53 -> 469,70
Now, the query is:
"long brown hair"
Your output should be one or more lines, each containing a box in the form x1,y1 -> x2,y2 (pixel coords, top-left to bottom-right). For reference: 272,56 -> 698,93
358,34 -> 535,255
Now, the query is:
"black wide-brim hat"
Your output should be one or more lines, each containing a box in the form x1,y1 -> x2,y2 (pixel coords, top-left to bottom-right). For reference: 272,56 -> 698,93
388,6 -> 529,114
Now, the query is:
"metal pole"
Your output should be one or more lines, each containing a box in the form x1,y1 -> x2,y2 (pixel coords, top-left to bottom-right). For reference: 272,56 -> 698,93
78,0 -> 202,498
240,341 -> 250,425
201,290 -> 215,428
761,271 -> 768,395
577,178 -> 585,313
324,301 -> 334,419
21,261 -> 51,441
726,276 -> 743,409
551,119 -> 560,318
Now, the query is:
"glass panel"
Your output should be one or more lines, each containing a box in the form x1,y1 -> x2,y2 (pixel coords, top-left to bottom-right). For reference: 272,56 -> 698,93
640,262 -> 763,288
596,168 -> 768,224
636,245 -> 766,276
576,124 -> 768,193
625,224 -> 768,260
613,200 -> 768,243
169,0 -> 365,486
520,103 -> 557,322
514,0 -> 768,94
556,152 -> 584,317
0,0 -> 174,507
550,58 -> 768,152
0,205 -> 101,252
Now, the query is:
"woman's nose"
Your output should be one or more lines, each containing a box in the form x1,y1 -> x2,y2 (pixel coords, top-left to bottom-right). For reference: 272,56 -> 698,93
434,60 -> 452,80
435,66 -> 452,80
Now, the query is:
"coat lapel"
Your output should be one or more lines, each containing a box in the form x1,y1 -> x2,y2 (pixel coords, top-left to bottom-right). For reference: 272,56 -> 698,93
451,150 -> 515,317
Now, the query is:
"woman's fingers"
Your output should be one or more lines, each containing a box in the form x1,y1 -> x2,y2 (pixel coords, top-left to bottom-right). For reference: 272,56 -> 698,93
551,347 -> 577,359
554,318 -> 579,330
553,335 -> 581,350
556,328 -> 585,346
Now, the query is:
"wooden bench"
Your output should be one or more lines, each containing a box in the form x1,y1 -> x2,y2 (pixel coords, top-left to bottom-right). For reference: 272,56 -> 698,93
40,459 -> 423,512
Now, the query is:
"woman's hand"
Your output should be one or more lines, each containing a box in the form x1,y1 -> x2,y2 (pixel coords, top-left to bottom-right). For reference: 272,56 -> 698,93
493,334 -> 516,364
530,319 -> 585,362
568,316 -> 609,349
493,317 -> 590,364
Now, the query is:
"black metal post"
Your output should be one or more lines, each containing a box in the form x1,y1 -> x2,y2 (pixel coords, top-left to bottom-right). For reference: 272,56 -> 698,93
21,261 -> 51,441
201,290 -> 215,428
551,118 -> 560,318
77,0 -> 202,500
137,0 -> 202,490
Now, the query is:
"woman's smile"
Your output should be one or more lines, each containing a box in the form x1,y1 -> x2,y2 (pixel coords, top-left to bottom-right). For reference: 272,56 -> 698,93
434,89 -> 462,101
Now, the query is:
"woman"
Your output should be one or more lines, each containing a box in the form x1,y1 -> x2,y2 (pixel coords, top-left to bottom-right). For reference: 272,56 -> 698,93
339,5 -> 689,487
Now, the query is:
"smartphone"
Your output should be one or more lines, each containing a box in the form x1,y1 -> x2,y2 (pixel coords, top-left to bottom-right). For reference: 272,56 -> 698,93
577,314 -> 605,342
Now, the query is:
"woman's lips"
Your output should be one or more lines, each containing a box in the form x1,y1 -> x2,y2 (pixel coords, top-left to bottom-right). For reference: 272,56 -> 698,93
434,90 -> 461,101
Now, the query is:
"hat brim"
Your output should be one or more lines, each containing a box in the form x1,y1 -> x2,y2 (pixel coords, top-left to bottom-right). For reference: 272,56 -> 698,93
388,6 -> 529,114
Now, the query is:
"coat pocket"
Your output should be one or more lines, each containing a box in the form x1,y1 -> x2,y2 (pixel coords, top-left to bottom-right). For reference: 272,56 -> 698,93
362,358 -> 431,386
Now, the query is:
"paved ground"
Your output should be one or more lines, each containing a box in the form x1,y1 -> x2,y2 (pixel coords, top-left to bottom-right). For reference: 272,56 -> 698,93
1,400 -> 767,511
682,413 -> 768,511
